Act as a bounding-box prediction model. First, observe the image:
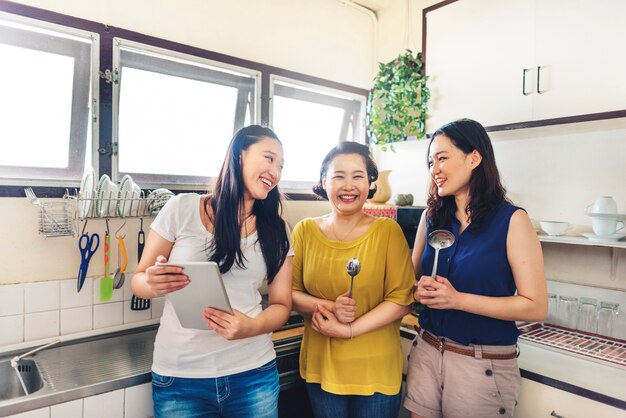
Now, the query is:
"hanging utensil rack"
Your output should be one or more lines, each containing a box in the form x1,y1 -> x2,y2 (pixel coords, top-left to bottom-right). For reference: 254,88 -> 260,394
36,194 -> 76,237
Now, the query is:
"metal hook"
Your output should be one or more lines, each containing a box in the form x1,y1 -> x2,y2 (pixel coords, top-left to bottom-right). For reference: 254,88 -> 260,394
105,219 -> 110,235
115,219 -> 127,238
81,219 -> 88,235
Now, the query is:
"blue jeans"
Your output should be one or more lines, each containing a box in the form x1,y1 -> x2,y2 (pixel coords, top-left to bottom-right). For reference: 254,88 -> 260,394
306,383 -> 401,418
152,359 -> 279,418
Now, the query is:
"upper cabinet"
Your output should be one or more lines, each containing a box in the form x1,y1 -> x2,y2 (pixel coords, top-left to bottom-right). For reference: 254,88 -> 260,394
424,0 -> 626,132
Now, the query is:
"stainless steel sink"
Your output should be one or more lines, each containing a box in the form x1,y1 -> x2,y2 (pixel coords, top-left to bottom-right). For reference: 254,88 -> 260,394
0,359 -> 44,401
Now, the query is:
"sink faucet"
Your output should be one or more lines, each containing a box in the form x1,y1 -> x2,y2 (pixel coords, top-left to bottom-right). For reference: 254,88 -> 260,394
11,339 -> 61,395
10,338 -> 61,368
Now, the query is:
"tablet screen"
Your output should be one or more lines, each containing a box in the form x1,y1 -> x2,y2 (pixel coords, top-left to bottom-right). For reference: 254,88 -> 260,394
160,261 -> 233,330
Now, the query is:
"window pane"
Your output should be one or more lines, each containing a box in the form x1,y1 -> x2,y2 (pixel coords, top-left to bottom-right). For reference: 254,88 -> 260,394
271,79 -> 365,186
115,41 -> 258,187
118,68 -> 237,177
0,19 -> 94,184
273,96 -> 346,182
0,44 -> 74,168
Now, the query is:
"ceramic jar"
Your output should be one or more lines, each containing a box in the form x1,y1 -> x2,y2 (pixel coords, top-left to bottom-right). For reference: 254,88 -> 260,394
369,170 -> 392,204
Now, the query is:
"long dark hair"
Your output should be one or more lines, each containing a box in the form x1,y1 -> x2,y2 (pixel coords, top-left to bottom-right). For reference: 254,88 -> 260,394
312,141 -> 378,199
206,125 -> 289,284
426,118 -> 509,232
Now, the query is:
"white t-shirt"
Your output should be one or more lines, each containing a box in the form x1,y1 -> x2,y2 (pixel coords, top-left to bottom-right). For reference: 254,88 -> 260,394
150,193 -> 289,378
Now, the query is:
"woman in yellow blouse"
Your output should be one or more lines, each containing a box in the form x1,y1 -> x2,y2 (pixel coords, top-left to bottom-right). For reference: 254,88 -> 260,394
292,142 -> 415,418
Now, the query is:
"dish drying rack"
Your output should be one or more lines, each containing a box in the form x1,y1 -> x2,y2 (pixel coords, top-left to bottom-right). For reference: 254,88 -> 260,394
518,322 -> 626,368
70,189 -> 151,220
31,189 -> 154,238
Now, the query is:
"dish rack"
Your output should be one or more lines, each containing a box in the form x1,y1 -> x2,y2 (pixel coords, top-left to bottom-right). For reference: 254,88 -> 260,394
31,190 -> 157,238
518,322 -> 626,368
69,189 -> 151,220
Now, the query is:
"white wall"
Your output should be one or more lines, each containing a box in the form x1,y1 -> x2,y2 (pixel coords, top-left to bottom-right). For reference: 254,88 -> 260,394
9,0 -> 375,88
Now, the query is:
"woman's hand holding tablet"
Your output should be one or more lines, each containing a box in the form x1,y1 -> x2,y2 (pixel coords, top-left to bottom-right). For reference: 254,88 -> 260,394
157,261 -> 233,330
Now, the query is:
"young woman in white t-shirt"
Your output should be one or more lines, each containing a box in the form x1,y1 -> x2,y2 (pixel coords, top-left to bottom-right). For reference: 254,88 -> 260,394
132,125 -> 293,418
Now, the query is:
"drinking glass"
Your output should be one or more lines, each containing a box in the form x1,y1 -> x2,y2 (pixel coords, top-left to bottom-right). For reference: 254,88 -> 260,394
597,302 -> 619,338
557,296 -> 578,329
546,293 -> 558,325
577,297 -> 598,333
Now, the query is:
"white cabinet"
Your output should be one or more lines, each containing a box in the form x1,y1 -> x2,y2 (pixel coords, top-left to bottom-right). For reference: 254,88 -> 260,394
425,0 -> 626,131
515,378 -> 626,418
532,0 -> 626,120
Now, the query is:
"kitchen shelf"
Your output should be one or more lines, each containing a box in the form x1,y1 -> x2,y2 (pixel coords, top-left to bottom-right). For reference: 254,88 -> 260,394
538,234 -> 626,249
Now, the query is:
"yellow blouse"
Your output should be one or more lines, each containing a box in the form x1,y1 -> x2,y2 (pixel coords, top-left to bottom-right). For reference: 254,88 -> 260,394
292,217 -> 415,395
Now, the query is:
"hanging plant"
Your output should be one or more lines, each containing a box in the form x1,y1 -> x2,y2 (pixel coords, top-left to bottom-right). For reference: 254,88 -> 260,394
367,50 -> 430,151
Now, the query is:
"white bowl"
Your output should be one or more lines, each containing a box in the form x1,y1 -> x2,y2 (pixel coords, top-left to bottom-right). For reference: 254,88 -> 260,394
540,221 -> 570,236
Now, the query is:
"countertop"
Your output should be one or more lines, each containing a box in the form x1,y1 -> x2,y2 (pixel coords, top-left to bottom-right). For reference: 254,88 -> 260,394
0,324 -> 305,416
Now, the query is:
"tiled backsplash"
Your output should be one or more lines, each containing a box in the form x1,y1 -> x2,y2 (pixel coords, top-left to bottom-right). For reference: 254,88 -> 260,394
547,279 -> 626,340
0,277 -> 164,347
4,383 -> 153,418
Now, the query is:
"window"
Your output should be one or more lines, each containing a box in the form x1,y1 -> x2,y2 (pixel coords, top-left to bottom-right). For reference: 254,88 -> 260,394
0,6 -> 369,197
270,77 -> 366,189
114,39 -> 260,188
0,13 -> 97,186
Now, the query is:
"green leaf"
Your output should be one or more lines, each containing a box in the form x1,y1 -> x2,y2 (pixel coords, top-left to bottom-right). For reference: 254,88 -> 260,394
367,49 -> 429,152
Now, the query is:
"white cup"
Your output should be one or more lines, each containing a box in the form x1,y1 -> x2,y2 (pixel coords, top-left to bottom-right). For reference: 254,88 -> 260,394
592,219 -> 625,236
587,196 -> 618,214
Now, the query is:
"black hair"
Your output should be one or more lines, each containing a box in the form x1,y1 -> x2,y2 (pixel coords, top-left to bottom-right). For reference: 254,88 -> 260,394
312,141 -> 378,200
206,125 -> 289,284
426,118 -> 510,232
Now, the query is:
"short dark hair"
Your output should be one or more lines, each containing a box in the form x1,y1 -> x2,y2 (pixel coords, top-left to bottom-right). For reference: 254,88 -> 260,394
312,141 -> 378,200
426,118 -> 510,232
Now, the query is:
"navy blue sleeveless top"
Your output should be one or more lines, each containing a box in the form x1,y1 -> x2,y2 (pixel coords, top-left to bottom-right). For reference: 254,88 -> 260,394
420,203 -> 521,345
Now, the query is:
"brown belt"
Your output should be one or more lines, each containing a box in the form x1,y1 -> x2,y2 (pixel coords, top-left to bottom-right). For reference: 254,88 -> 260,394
421,331 -> 517,360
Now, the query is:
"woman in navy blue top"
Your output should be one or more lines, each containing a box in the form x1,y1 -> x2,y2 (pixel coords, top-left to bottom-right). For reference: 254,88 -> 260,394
403,119 -> 547,418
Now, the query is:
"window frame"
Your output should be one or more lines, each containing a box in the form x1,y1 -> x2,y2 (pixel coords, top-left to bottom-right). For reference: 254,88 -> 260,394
0,10 -> 99,189
269,74 -> 367,191
111,38 -> 262,189
0,1 -> 370,198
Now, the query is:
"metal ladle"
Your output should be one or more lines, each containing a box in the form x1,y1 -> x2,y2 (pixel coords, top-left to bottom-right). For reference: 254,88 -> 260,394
346,258 -> 361,298
427,230 -> 455,278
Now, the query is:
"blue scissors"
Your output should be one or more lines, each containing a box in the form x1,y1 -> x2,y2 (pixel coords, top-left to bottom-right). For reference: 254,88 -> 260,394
77,227 -> 100,292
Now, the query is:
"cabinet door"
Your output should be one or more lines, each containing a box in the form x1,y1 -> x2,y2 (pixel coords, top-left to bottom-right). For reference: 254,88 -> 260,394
425,0 -> 534,131
533,0 -> 626,119
515,378 -> 626,418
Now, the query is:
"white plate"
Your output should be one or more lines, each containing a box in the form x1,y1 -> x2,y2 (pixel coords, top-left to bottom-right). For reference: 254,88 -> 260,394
96,175 -> 118,217
117,175 -> 134,216
586,212 -> 626,221
581,232 -> 626,242
79,167 -> 95,218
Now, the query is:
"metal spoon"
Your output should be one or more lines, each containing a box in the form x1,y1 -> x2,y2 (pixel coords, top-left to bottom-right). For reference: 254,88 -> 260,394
346,258 -> 361,298
427,229 -> 455,278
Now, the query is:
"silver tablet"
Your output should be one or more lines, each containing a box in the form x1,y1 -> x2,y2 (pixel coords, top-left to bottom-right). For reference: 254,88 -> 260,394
159,261 -> 233,330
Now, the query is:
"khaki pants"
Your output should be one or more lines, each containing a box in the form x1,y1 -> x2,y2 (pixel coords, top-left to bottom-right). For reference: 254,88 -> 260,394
404,332 -> 521,418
